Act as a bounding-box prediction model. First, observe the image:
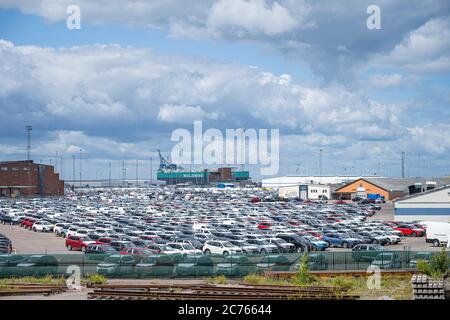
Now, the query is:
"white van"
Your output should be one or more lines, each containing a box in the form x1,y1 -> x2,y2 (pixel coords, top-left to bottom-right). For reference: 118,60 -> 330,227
424,221 -> 450,247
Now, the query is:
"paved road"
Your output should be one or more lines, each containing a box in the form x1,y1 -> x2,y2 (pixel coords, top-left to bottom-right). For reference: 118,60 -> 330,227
0,224 -> 81,254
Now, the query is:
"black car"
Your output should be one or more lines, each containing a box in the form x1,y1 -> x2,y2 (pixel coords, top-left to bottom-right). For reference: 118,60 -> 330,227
276,234 -> 309,252
0,215 -> 14,225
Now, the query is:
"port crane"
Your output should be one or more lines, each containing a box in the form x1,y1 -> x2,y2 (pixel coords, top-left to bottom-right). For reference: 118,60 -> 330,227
157,149 -> 179,171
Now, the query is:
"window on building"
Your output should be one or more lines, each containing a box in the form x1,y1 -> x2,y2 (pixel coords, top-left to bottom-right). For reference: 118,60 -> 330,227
23,167 -> 30,171
0,167 -> 7,171
11,167 -> 19,171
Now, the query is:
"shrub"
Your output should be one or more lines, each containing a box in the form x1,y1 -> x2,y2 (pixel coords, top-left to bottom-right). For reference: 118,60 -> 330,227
87,274 -> 107,284
294,254 -> 316,285
417,248 -> 449,278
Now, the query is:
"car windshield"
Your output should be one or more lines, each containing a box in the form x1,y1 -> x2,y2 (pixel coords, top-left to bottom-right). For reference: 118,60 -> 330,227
81,237 -> 92,241
222,242 -> 234,248
415,253 -> 430,259
27,256 -> 43,263
0,255 -> 8,262
182,245 -> 194,250
104,256 -> 121,263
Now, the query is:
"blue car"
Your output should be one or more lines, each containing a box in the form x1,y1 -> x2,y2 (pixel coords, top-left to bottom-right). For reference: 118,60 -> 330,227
323,233 -> 361,249
302,235 -> 329,251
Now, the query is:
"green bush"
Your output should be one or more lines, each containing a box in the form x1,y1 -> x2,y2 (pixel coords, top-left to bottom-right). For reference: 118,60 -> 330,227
417,248 -> 450,278
294,254 -> 316,285
87,274 -> 107,284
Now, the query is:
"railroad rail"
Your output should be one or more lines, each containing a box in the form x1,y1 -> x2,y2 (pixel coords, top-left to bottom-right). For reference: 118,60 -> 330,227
0,283 -> 67,296
88,283 -> 358,300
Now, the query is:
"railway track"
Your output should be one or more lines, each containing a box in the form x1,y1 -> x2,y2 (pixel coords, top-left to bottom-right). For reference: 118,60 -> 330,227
88,283 -> 359,300
0,283 -> 67,296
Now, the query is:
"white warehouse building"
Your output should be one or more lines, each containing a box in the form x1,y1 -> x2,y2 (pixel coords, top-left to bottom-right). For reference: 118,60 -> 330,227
262,176 -> 380,189
278,184 -> 331,201
394,185 -> 450,222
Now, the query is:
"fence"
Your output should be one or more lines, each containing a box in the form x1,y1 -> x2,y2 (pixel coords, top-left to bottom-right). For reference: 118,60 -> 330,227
0,250 -> 446,279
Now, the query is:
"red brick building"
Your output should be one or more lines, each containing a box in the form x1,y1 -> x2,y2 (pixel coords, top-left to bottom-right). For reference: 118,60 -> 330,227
0,160 -> 64,197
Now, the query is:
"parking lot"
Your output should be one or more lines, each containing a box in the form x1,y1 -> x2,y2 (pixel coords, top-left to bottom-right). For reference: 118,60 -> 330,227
0,188 -> 441,254
0,224 -> 81,254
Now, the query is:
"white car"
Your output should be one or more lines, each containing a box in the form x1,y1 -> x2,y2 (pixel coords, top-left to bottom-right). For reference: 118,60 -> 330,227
167,243 -> 203,255
53,223 -> 70,234
202,240 -> 242,255
66,226 -> 79,238
74,229 -> 92,237
32,221 -> 54,232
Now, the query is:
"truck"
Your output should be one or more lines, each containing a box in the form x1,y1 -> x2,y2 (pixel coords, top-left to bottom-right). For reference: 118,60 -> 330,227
423,221 -> 450,247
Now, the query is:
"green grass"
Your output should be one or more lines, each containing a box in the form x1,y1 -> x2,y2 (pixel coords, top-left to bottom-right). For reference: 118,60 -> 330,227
243,274 -> 291,286
85,274 -> 107,285
242,274 -> 413,300
206,275 -> 228,285
0,275 -> 66,286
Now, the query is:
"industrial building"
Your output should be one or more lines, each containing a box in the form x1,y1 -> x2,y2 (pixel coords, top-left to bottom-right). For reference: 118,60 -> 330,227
261,176 -> 378,188
335,177 -> 450,201
155,150 -> 250,185
157,167 -> 250,186
278,184 -> 331,201
0,160 -> 64,197
394,185 -> 450,222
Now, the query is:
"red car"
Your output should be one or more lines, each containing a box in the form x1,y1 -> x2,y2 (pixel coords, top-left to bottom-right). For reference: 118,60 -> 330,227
394,223 -> 425,237
119,247 -> 154,262
66,235 -> 96,251
335,200 -> 346,204
20,218 -> 36,230
257,222 -> 272,229
96,237 -> 114,245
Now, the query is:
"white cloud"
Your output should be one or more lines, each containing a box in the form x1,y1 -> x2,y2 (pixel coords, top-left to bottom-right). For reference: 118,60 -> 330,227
369,74 -> 403,89
1,40 -> 449,177
207,0 -> 298,36
376,17 -> 450,73
157,104 -> 221,124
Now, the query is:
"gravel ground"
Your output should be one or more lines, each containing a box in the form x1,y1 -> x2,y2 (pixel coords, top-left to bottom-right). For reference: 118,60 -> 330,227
0,224 -> 81,254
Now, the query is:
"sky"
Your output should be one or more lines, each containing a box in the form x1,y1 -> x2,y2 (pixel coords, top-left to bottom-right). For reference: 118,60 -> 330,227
0,0 -> 449,180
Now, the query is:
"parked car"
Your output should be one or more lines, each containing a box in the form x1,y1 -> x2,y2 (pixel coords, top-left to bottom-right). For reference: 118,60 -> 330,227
351,244 -> 388,262
119,247 -> 156,262
15,255 -> 59,276
97,254 -> 136,277
32,221 -> 54,232
65,235 -> 96,251
85,244 -> 118,255
394,223 -> 425,237
202,240 -> 242,255
370,252 -> 401,269
323,233 -> 361,248
301,235 -> 329,251
136,254 -> 176,277
0,254 -> 26,276
256,255 -> 291,272
166,243 -> 202,256
275,234 -> 309,252
265,238 -> 296,253
216,255 -> 257,276
409,251 -> 433,269
175,255 -> 214,276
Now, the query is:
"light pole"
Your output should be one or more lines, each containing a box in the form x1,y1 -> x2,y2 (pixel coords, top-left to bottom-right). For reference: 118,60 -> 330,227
26,125 -> 32,161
